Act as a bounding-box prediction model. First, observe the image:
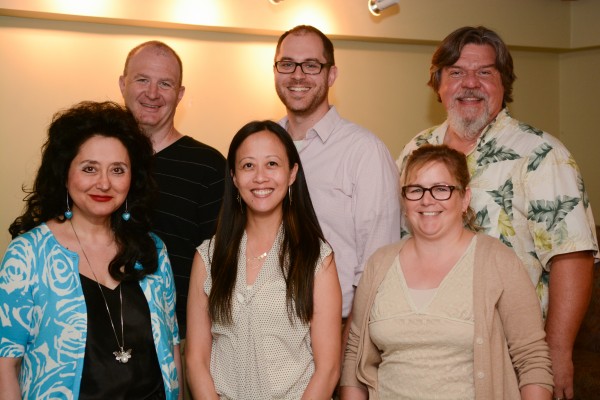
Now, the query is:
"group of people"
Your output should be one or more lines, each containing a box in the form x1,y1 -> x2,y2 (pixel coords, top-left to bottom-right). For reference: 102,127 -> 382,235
0,23 -> 596,400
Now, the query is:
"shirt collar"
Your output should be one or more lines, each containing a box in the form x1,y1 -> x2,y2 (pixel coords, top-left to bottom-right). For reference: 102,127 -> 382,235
279,106 -> 340,143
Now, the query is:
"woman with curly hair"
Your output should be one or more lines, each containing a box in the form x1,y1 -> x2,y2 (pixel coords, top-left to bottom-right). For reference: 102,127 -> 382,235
0,101 -> 181,399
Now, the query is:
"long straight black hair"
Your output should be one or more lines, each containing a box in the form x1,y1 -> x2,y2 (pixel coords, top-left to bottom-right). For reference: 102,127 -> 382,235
208,120 -> 327,325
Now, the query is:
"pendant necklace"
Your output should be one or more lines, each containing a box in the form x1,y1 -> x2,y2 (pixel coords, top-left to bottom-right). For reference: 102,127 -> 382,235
71,221 -> 132,364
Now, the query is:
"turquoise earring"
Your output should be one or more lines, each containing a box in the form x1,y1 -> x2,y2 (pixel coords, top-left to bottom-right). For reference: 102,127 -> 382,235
122,200 -> 131,221
64,192 -> 73,220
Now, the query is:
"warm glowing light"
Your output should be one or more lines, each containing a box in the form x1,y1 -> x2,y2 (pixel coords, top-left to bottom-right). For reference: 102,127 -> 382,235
52,0 -> 109,16
171,0 -> 222,26
287,6 -> 332,33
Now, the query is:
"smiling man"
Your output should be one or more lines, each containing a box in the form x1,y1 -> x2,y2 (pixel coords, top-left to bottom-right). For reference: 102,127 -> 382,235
273,25 -> 401,349
119,41 -> 226,398
396,26 -> 598,400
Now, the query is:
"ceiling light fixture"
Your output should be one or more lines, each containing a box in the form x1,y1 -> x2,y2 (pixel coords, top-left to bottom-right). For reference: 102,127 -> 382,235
269,0 -> 284,4
368,0 -> 399,16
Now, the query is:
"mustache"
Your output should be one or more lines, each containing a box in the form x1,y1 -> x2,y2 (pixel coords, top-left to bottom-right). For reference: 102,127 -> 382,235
454,89 -> 487,100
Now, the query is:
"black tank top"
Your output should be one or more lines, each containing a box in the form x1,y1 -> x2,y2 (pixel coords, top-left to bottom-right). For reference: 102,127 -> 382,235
79,274 -> 165,400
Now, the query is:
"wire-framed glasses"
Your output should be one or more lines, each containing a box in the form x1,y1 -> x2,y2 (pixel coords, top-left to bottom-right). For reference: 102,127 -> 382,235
274,60 -> 332,75
401,185 -> 460,201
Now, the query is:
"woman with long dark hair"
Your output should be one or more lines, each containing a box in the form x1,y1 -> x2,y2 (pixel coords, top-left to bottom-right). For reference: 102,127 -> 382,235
186,120 -> 342,399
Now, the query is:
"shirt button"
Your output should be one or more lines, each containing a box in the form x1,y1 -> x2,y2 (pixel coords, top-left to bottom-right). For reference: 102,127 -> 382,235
477,371 -> 485,379
476,337 -> 484,345
236,293 -> 245,303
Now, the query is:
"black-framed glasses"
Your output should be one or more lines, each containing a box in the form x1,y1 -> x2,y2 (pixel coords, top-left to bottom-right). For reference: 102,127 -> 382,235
401,185 -> 460,201
274,60 -> 332,75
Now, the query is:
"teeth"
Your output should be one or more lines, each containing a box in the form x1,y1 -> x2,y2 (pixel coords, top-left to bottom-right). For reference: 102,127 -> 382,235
290,87 -> 309,92
421,212 -> 440,216
252,189 -> 273,196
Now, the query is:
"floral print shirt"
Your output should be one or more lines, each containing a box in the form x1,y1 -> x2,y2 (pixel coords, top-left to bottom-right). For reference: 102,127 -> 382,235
0,223 -> 180,399
396,109 -> 598,317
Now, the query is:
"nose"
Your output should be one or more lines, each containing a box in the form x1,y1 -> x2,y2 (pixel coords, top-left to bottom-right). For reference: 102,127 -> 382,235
253,166 -> 268,183
290,64 -> 306,80
146,82 -> 159,99
96,172 -> 111,191
461,70 -> 481,88
420,189 -> 437,205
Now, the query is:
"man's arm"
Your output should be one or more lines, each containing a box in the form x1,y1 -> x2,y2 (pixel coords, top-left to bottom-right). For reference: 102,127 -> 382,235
545,251 -> 594,400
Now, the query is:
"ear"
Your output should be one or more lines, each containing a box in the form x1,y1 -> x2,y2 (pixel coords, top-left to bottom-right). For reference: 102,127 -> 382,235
231,169 -> 239,190
462,187 -> 472,213
176,85 -> 186,105
118,76 -> 126,96
289,163 -> 299,186
327,65 -> 338,88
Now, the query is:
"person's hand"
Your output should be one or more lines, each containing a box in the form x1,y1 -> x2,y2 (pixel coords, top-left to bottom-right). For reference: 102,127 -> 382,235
550,347 -> 574,400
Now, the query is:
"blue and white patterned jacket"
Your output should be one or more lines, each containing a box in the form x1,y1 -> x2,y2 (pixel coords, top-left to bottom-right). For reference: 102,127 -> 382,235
0,223 -> 180,399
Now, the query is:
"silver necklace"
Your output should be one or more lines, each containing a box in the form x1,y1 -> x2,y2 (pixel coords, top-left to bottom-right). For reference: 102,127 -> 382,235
70,221 -> 132,364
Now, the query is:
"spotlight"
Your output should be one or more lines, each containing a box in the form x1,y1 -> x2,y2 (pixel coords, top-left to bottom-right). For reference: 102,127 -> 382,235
368,0 -> 399,16
269,0 -> 284,4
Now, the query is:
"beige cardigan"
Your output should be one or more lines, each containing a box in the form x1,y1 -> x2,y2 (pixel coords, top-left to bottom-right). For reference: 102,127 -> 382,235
340,233 -> 553,399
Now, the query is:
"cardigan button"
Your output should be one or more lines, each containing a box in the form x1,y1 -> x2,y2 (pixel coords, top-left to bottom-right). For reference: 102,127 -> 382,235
476,371 -> 485,379
476,337 -> 484,345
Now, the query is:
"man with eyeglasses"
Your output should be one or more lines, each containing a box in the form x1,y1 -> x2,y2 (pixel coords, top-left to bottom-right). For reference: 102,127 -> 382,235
396,26 -> 598,400
273,25 -> 401,357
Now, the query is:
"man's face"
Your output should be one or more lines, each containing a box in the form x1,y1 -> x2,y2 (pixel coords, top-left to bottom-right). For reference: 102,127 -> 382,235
274,33 -> 337,118
438,44 -> 504,139
119,47 -> 185,133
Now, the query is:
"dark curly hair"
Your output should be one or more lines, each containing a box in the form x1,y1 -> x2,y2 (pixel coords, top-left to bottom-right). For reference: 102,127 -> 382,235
428,26 -> 516,106
9,101 -> 159,280
208,120 -> 327,325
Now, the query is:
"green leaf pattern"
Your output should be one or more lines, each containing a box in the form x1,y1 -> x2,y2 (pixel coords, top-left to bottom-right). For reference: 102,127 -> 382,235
528,195 -> 580,231
519,122 -> 544,136
476,138 -> 520,166
527,143 -> 552,172
487,178 -> 514,219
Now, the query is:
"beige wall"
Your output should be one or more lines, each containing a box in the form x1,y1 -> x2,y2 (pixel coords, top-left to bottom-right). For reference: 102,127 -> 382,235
0,1 -> 598,249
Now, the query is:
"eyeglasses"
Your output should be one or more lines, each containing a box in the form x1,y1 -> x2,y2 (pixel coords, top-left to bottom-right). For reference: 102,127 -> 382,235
401,185 -> 460,201
274,60 -> 332,75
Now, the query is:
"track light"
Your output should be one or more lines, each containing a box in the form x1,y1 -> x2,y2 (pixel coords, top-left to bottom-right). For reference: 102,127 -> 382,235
269,0 -> 284,4
368,0 -> 399,16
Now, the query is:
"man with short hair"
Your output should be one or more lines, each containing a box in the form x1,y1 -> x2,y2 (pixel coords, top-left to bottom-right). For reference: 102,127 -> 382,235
397,26 -> 598,400
120,41 -> 226,397
274,25 -> 401,334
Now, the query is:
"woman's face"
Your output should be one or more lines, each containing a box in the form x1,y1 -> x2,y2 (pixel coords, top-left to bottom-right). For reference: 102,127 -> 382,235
403,160 -> 470,239
232,130 -> 298,219
67,135 -> 131,223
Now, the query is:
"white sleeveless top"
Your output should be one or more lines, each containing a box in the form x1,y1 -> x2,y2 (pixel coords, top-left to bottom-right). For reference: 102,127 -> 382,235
198,229 -> 331,399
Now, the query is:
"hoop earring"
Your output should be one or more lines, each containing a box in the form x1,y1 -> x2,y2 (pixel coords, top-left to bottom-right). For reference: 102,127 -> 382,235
122,199 -> 131,221
64,192 -> 73,220
288,186 -> 292,205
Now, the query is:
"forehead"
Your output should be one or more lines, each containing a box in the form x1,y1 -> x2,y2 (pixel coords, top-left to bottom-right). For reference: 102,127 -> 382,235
450,43 -> 497,68
75,136 -> 129,162
277,32 -> 325,61
406,160 -> 454,183
237,130 -> 288,158
127,47 -> 181,80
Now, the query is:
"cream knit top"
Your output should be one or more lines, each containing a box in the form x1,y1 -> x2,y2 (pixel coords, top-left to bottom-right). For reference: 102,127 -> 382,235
369,237 -> 476,399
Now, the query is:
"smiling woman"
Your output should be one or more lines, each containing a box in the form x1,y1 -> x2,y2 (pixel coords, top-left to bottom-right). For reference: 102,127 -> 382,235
185,120 -> 342,399
340,144 -> 554,400
0,101 -> 182,400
